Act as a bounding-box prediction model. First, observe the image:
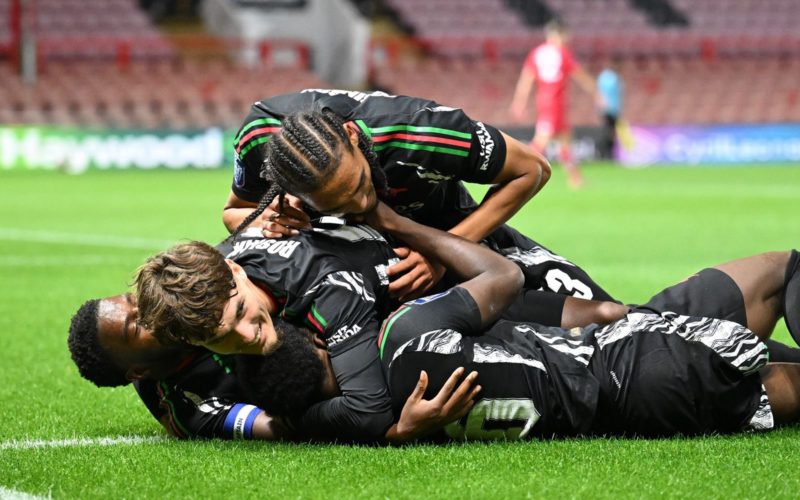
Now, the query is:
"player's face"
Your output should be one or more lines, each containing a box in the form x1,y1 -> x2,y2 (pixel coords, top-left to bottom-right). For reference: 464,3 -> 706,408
96,294 -> 186,380
301,126 -> 377,216
201,261 -> 279,356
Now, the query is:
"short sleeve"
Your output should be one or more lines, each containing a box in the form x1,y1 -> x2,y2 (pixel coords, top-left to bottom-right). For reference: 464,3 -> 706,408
378,287 -> 482,362
371,105 -> 507,185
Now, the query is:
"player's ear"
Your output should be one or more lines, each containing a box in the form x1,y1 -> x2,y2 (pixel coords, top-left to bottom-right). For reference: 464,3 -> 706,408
344,121 -> 360,148
225,259 -> 245,277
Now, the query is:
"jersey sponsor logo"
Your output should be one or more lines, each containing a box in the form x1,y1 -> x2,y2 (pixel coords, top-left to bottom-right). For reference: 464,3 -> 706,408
475,122 -> 495,171
233,158 -> 246,188
301,88 -> 395,103
226,238 -> 301,259
328,323 -> 362,347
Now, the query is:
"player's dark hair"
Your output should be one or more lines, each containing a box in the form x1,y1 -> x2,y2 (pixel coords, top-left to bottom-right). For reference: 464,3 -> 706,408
68,299 -> 130,388
545,17 -> 568,35
235,320 -> 324,418
260,110 -> 387,201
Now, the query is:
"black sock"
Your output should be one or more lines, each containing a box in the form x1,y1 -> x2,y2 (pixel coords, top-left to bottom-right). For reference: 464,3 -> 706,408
783,249 -> 800,346
765,339 -> 800,363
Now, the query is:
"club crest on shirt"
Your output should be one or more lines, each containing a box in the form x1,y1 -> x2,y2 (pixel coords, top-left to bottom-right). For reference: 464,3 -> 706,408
234,158 -> 245,188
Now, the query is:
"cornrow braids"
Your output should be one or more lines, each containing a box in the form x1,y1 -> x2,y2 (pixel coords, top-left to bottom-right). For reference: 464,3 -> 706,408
261,110 -> 353,196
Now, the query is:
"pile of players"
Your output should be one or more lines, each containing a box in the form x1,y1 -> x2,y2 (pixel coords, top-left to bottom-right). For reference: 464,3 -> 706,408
69,88 -> 800,443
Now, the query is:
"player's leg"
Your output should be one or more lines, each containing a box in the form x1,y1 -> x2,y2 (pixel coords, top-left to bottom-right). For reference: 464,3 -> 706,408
555,131 -> 583,188
502,289 -> 626,328
711,251 -> 790,339
530,119 -> 554,154
759,363 -> 800,425
485,223 -> 617,302
781,250 -> 800,345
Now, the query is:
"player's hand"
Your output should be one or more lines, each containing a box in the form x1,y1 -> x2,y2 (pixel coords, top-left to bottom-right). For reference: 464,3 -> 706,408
259,194 -> 311,238
395,367 -> 480,441
387,247 -> 446,302
510,102 -> 526,121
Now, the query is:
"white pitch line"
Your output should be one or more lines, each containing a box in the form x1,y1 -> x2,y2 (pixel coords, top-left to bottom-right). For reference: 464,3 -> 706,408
0,228 -> 176,250
0,435 -> 170,451
0,255 -> 133,267
0,486 -> 51,500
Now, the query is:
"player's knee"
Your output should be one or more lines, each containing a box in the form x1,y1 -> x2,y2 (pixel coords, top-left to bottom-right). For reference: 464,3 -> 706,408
597,301 -> 628,324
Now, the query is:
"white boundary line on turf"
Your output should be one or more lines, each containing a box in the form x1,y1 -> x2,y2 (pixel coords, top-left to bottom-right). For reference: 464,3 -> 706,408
0,435 -> 170,451
0,486 -> 51,500
0,255 -> 134,267
0,228 -> 175,250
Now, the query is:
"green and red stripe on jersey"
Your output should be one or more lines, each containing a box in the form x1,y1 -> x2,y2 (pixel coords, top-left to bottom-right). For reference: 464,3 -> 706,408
378,304 -> 413,359
234,117 -> 282,157
304,304 -> 328,335
356,121 -> 472,158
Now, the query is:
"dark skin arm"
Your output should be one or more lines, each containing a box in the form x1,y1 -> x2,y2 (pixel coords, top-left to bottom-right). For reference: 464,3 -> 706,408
367,201 -> 524,327
387,133 -> 550,301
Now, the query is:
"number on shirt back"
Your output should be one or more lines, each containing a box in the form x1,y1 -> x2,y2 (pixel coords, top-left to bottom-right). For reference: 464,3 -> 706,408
444,398 -> 540,440
545,269 -> 593,299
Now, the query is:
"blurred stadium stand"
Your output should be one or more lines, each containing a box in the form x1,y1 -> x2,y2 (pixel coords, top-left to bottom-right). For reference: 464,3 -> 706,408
1,0 -> 798,130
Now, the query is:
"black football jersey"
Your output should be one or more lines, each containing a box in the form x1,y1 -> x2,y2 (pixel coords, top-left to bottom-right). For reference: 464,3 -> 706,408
231,90 -> 507,227
134,351 -> 263,440
220,222 -> 401,441
379,287 -> 601,439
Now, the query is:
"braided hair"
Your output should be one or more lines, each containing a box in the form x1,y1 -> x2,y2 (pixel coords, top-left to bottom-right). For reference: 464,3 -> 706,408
229,182 -> 284,239
260,110 -> 387,202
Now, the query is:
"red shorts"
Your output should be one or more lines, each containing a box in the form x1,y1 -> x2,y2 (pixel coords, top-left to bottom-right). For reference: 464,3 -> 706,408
535,105 -> 569,136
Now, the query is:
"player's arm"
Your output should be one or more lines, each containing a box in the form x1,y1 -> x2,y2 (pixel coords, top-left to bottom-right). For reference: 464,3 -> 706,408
134,379 -> 290,440
509,65 -> 536,119
571,65 -> 602,106
223,191 -> 258,233
367,201 -> 523,326
448,131 -> 550,244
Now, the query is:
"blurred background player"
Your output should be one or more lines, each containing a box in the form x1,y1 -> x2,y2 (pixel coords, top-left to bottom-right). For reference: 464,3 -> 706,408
509,18 -> 601,188
596,59 -> 624,161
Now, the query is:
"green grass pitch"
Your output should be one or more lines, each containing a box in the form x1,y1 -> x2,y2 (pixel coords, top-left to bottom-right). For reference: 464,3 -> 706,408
1,163 -> 799,498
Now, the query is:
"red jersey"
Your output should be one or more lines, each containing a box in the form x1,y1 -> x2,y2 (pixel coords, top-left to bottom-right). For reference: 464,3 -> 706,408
523,41 -> 577,113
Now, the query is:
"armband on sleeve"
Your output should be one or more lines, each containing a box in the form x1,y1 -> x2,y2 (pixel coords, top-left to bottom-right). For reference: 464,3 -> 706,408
222,403 -> 263,440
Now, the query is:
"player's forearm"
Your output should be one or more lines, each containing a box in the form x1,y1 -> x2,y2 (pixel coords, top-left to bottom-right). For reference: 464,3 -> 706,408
450,147 -> 550,243
368,203 -> 523,324
448,172 -> 545,243
510,71 -> 535,111
223,207 -> 257,233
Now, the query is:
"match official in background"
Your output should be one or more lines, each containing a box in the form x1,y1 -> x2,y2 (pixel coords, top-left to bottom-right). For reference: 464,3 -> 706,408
596,61 -> 624,160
